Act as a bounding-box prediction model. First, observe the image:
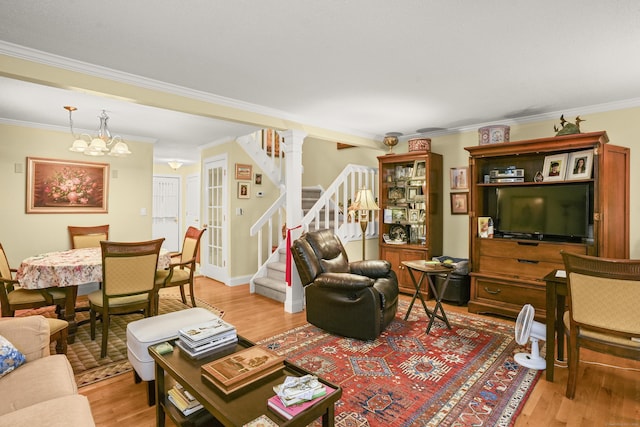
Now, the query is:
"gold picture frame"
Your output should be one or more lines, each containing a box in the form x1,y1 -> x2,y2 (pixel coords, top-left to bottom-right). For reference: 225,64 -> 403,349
450,166 -> 469,190
26,157 -> 109,214
450,193 -> 468,215
238,182 -> 250,199
412,160 -> 426,179
235,163 -> 252,180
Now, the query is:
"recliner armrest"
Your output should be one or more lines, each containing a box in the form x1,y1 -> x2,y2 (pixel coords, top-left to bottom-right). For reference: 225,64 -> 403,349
314,272 -> 374,290
349,260 -> 392,279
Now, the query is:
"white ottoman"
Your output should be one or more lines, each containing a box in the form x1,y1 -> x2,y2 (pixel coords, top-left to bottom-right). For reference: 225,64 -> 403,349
126,307 -> 220,405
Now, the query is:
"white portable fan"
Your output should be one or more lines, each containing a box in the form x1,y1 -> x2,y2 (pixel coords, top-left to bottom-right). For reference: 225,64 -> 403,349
514,304 -> 546,370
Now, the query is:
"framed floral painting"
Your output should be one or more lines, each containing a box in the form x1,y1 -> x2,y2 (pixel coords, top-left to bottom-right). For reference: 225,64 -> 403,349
26,157 -> 109,213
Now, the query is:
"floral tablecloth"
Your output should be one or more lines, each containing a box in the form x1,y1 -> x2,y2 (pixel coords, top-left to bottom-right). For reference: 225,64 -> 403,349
16,247 -> 171,289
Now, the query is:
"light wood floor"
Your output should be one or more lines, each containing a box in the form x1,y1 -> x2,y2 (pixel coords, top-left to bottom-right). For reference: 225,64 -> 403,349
79,276 -> 640,426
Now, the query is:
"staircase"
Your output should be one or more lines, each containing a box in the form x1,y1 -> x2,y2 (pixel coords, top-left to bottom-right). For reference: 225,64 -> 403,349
253,187 -> 326,302
253,246 -> 288,302
239,129 -> 378,306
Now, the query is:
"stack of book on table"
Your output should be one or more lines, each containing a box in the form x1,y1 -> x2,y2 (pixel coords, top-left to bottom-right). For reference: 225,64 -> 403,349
267,375 -> 334,420
167,383 -> 203,416
176,317 -> 238,359
201,346 -> 284,395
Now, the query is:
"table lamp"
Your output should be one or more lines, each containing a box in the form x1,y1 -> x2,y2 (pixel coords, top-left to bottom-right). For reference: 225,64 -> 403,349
349,187 -> 379,260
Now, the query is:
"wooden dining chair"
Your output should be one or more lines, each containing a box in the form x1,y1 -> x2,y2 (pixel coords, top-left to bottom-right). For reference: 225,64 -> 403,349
0,242 -> 67,318
154,227 -> 205,313
0,242 -> 69,353
88,238 -> 164,358
68,224 -> 110,249
561,251 -> 640,399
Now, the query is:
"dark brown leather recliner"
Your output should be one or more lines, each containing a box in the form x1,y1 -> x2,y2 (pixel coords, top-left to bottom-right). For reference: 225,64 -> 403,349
291,229 -> 399,341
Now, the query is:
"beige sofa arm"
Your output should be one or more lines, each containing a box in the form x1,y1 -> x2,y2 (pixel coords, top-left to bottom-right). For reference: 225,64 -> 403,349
0,316 -> 50,361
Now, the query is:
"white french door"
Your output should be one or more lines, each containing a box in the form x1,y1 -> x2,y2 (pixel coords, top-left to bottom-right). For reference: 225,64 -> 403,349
152,175 -> 181,252
201,155 -> 228,284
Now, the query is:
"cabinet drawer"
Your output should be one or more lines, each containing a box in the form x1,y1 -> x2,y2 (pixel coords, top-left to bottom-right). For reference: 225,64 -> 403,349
474,277 -> 546,309
478,238 -> 587,262
478,254 -> 563,279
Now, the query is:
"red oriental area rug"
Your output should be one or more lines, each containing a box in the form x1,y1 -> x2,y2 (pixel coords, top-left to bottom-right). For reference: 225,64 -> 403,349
258,301 -> 541,426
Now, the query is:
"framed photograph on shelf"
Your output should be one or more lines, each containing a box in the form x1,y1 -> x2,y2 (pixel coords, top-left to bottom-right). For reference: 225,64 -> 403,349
412,160 -> 426,179
408,209 -> 420,223
450,193 -> 468,215
566,149 -> 593,180
406,186 -> 421,202
542,153 -> 568,181
235,163 -> 252,180
26,157 -> 109,214
450,166 -> 469,190
390,206 -> 407,222
388,186 -> 405,201
238,182 -> 250,199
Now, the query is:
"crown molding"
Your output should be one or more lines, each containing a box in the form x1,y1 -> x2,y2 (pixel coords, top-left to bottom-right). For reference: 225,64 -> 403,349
0,41 -> 377,141
3,41 -> 640,144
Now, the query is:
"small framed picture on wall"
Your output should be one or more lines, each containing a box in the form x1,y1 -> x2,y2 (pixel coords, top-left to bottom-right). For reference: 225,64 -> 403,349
235,163 -> 252,180
450,193 -> 469,215
238,182 -> 250,199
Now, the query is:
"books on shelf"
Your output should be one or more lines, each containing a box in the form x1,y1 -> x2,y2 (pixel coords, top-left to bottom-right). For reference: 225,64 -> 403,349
267,384 -> 335,420
167,383 -> 203,416
201,346 -> 284,394
177,317 -> 238,359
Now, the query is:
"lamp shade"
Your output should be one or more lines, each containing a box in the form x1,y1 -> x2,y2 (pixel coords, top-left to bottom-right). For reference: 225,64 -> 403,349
109,141 -> 132,156
69,138 -> 88,152
351,188 -> 379,211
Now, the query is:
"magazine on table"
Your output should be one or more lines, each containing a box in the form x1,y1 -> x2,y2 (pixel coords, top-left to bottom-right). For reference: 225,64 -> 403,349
179,317 -> 236,343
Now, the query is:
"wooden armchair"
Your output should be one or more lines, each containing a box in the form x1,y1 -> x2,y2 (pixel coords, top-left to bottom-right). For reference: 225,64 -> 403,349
561,251 -> 640,399
88,239 -> 164,358
0,242 -> 69,353
155,227 -> 205,313
68,224 -> 110,249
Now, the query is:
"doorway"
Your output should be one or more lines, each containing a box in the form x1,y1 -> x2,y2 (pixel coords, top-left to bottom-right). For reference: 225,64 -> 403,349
152,175 -> 181,252
201,155 -> 228,284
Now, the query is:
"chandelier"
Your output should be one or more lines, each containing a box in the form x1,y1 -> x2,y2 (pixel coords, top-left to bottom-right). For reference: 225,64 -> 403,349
65,106 -> 132,157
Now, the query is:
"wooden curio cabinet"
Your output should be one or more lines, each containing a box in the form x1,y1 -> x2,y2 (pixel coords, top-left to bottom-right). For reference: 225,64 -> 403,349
377,151 -> 443,295
465,131 -> 629,320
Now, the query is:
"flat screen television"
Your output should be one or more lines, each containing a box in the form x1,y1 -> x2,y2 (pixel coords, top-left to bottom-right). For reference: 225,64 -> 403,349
495,183 -> 591,241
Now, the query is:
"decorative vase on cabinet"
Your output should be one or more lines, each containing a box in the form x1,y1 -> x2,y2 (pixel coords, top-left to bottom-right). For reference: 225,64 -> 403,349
377,151 -> 443,296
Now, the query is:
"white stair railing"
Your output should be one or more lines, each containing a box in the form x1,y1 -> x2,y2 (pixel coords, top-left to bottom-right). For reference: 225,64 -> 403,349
301,164 -> 378,242
248,162 -> 378,293
236,129 -> 284,186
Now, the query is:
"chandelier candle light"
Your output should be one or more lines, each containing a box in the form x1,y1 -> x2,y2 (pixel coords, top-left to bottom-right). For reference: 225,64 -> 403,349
349,187 -> 379,260
65,106 -> 132,157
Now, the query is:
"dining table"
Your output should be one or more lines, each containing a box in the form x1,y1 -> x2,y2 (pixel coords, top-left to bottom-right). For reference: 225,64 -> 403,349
16,247 -> 171,343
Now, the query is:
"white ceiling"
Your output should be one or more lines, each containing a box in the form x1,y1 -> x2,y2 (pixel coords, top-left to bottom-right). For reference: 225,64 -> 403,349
1,1 -> 640,164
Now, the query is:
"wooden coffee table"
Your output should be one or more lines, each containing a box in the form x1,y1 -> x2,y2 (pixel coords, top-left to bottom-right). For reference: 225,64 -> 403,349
150,336 -> 341,426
